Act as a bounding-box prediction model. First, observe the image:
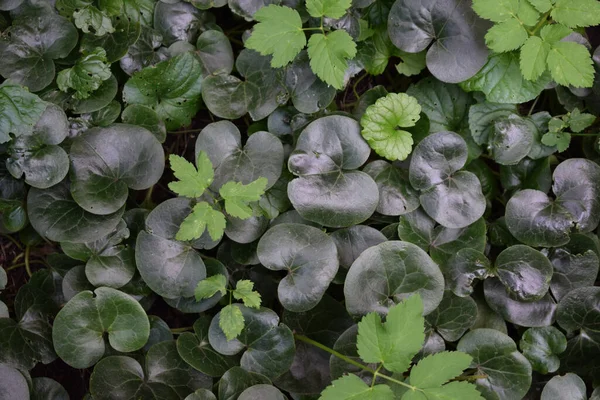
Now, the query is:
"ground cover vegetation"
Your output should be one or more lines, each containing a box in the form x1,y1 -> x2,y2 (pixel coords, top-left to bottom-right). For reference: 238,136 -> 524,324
0,0 -> 600,398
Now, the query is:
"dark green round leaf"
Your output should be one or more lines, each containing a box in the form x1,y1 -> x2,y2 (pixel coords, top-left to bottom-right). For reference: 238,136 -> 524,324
145,315 -> 174,351
557,286 -> 600,338
70,124 -> 164,215
457,329 -> 532,400
185,389 -> 217,400
196,30 -> 234,77
0,364 -> 28,400
387,0 -> 489,83
52,287 -> 150,368
330,225 -> 386,282
548,246 -> 599,302
70,74 -> 119,114
257,223 -> 338,312
225,214 -> 269,244
499,157 -> 552,195
62,265 -> 94,301
553,158 -> 600,233
153,1 -> 207,45
429,218 -> 487,265
363,160 -> 420,216
209,306 -> 295,379
90,341 -> 212,400
218,367 -> 271,400
284,51 -> 336,114
0,13 -> 78,91
177,316 -> 240,377
495,245 -> 553,301
468,102 -> 516,146
446,248 -> 492,297
505,189 -> 573,248
239,385 -> 286,400
472,291 -> 507,334
397,208 -> 436,251
540,373 -> 586,400
344,241 -> 444,316
519,326 -> 566,374
195,121 -> 283,190
120,26 -> 169,75
484,278 -> 557,327
425,290 -> 477,342
81,16 -> 142,63
32,377 -> 69,400
28,180 -> 125,243
490,115 -> 535,165
121,104 -> 167,143
329,325 -> 378,382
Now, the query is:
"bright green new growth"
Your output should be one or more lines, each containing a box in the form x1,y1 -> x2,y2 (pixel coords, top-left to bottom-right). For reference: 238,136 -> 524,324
168,152 -> 268,241
57,47 -> 112,99
245,0 -> 356,89
541,108 -> 596,152
360,93 -> 421,161
472,0 -> 600,87
73,5 -> 114,36
195,274 -> 262,340
0,82 -> 47,144
320,294 -> 483,399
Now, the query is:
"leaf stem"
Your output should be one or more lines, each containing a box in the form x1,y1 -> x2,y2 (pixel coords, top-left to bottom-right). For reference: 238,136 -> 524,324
293,334 -> 417,391
453,374 -> 488,381
1,234 -> 23,250
170,326 -> 193,334
24,245 -> 32,277
529,11 -> 551,36
528,95 -> 540,116
371,364 -> 382,387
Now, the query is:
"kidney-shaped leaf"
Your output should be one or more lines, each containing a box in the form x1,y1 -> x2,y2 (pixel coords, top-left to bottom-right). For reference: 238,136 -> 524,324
344,241 -> 444,317
70,124 -> 164,215
208,306 -> 295,379
52,287 -> 150,368
495,245 -> 553,301
257,223 -> 339,312
457,329 -> 532,400
519,326 -> 566,375
387,0 -> 489,83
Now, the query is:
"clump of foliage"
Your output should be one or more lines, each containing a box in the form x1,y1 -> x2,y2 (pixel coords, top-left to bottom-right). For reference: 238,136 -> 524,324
1,0 -> 600,398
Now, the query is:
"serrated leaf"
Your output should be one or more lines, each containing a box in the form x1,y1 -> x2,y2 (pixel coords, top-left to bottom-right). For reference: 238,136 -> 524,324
320,374 -> 395,400
539,24 -> 572,44
168,152 -> 214,198
528,0 -> 552,12
422,381 -> 485,400
219,304 -> 245,341
547,41 -> 595,88
73,5 -> 115,36
541,131 -> 570,152
245,5 -> 306,68
220,178 -> 268,219
485,18 -> 528,53
356,294 -> 425,373
360,93 -> 421,161
520,36 -> 550,80
410,351 -> 473,389
56,47 -> 112,99
551,0 -> 600,28
567,108 -> 595,132
176,202 -> 226,241
472,0 -> 520,22
0,82 -> 47,144
195,274 -> 228,301
307,30 -> 357,90
233,280 -> 262,308
396,51 -> 427,77
305,0 -> 351,19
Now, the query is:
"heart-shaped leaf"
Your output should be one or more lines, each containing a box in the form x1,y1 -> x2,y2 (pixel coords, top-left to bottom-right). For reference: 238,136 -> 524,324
519,326 -> 566,374
257,223 -> 339,312
52,287 -> 150,368
425,291 -> 477,342
548,245 -> 599,301
70,124 -> 164,215
446,248 -> 492,297
344,241 -> 444,316
495,245 -> 553,301
218,367 -> 271,400
330,225 -> 387,282
363,161 -> 420,216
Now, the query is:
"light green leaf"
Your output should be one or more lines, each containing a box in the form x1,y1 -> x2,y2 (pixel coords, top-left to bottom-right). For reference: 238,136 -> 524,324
472,0 -> 520,22
57,47 -> 112,100
410,351 -> 473,388
551,0 -> 600,28
176,202 -> 226,241
528,0 -> 552,12
245,5 -> 306,68
360,93 -> 421,161
220,304 -> 245,341
567,108 -> 595,132
396,51 -> 427,77
305,0 -> 351,19
320,374 -> 395,400
168,152 -> 214,198
233,280 -> 262,308
539,24 -> 572,44
547,41 -> 594,88
0,81 -> 47,143
485,18 -> 528,53
220,178 -> 268,219
422,381 -> 484,399
307,30 -> 357,89
541,130 -> 570,152
520,36 -> 550,80
356,294 -> 425,373
195,274 -> 228,301
73,6 -> 114,36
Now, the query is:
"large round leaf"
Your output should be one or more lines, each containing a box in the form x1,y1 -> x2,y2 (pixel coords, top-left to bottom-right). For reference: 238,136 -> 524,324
330,225 -> 387,282
177,316 -> 240,377
284,51 -> 336,114
0,364 -> 28,400
429,218 -> 487,265
195,30 -> 234,77
257,223 -> 338,312
548,245 -> 599,302
495,245 -> 553,301
70,124 -> 164,215
153,1 -> 207,45
90,341 -> 212,400
541,373 -> 587,400
52,287 -> 150,368
27,180 -> 124,243
218,367 -> 271,400
32,377 -> 69,400
6,104 -> 69,189
489,114 -> 535,165
519,326 -> 566,374
363,160 -> 420,216
387,0 -> 489,83
457,329 -> 532,400
208,306 -> 295,379
484,278 -> 556,327
425,290 -> 477,342
344,241 -> 444,316
195,121 -> 283,190
239,385 -> 287,400
446,248 -> 492,297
